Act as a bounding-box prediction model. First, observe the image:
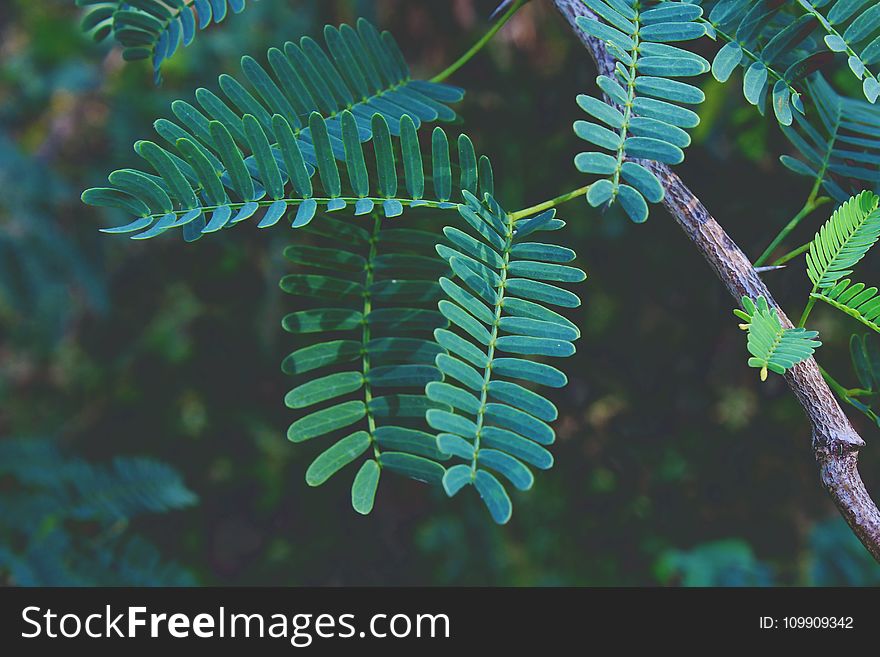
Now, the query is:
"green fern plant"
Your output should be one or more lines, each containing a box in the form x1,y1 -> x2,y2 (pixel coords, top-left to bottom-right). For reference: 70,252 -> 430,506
0,437 -> 196,586
735,296 -> 821,380
574,0 -> 710,223
428,192 -> 585,523
78,0 -> 253,82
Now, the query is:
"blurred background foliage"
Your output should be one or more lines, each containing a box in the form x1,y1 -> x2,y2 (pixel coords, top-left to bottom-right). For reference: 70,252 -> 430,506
1,0 -> 879,586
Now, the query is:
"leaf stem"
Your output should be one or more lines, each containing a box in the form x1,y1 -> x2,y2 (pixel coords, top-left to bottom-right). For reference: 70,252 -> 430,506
363,214 -> 381,462
754,190 -> 830,268
771,241 -> 811,267
430,0 -> 528,83
798,297 -> 817,328
508,185 -> 591,221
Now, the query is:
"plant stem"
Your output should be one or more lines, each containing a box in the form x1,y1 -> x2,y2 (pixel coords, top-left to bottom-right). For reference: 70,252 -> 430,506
798,297 -> 817,328
771,242 -> 811,267
509,185 -> 591,221
363,214 -> 380,461
754,191 -> 830,268
430,0 -> 528,83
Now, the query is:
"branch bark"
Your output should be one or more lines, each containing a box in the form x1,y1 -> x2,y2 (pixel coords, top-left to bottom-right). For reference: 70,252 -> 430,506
551,0 -> 880,562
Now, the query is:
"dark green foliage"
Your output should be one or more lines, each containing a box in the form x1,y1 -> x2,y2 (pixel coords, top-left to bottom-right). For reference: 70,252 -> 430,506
429,193 -> 585,523
79,0 -> 253,83
700,0 -> 880,105
808,517 -> 880,585
0,135 -> 106,341
655,539 -> 775,586
844,333 -> 880,425
0,438 -> 197,586
780,76 -> 880,201
575,0 -> 709,223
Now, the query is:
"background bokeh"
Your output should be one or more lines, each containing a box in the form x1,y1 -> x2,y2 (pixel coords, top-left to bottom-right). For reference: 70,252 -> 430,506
2,0 -> 880,586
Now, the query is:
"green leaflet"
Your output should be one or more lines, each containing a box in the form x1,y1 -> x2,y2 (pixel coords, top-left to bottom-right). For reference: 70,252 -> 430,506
735,296 -> 821,380
575,1 -> 709,222
427,191 -> 584,524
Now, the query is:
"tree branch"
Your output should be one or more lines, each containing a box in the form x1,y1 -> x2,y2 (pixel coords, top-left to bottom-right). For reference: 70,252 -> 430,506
551,0 -> 880,562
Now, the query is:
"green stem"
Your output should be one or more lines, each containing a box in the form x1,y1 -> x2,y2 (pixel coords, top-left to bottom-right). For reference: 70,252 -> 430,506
798,297 -> 817,328
119,196 -> 461,227
430,0 -> 528,83
470,210 -> 515,476
363,214 -> 381,461
754,191 -> 830,268
771,241 -> 811,267
508,185 -> 591,221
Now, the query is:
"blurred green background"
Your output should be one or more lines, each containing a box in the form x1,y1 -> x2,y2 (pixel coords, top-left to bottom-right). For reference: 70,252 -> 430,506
2,0 -> 880,586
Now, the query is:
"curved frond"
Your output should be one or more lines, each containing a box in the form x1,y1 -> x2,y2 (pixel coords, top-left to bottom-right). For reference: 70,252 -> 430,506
812,278 -> 880,333
780,76 -> 880,202
735,295 -> 821,380
427,192 -> 585,524
83,111 -> 487,241
806,190 -> 880,290
78,0 -> 253,82
575,0 -> 710,223
282,214 -> 454,514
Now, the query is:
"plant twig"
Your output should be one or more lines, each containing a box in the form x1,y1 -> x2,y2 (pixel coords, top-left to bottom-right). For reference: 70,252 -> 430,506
551,0 -> 880,562
431,0 -> 528,83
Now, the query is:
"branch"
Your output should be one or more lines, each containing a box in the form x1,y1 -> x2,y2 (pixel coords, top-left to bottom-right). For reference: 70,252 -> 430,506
551,0 -> 880,562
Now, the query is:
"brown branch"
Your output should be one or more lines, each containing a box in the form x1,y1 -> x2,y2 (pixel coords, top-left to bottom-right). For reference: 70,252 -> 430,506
551,0 -> 880,562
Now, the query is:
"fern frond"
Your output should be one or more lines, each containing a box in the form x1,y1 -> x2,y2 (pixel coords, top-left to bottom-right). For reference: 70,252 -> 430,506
812,278 -> 880,333
283,214 -> 457,515
81,20 -> 464,239
780,76 -> 880,202
797,0 -> 880,103
83,110 -> 486,241
575,0 -> 710,223
426,192 -> 585,524
705,0 -> 830,124
806,190 -> 880,290
735,296 -> 821,381
79,0 -> 254,83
